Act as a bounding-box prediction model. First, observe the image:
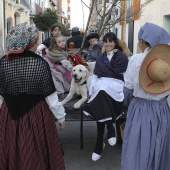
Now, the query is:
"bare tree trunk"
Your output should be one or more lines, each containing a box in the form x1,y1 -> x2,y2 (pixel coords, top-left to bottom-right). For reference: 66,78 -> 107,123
79,0 -> 95,53
97,0 -> 107,34
79,0 -> 154,53
121,0 -> 127,41
98,0 -> 120,36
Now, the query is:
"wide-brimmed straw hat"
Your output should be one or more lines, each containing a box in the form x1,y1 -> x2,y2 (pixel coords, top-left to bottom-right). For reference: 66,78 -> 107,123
139,44 -> 170,94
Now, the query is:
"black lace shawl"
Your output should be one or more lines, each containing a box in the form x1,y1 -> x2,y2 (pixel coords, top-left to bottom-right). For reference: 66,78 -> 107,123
0,50 -> 56,120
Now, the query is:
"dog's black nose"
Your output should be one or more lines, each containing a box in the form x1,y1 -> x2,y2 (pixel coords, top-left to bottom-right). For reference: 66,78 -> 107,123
73,74 -> 77,78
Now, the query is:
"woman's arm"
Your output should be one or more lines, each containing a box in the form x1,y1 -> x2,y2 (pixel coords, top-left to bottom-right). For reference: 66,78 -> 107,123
124,57 -> 135,90
36,44 -> 47,53
60,59 -> 73,72
45,91 -> 66,129
123,57 -> 136,107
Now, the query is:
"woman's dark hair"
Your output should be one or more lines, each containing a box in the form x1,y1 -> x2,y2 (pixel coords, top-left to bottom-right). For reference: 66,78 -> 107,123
50,24 -> 62,36
145,41 -> 150,47
103,32 -> 123,52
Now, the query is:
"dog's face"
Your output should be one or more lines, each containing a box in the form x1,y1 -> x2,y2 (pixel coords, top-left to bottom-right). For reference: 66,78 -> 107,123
72,65 -> 89,83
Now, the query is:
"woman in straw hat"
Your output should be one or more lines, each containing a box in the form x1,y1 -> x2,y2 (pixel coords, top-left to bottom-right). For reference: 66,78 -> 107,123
83,32 -> 128,161
0,23 -> 65,169
121,22 -> 170,170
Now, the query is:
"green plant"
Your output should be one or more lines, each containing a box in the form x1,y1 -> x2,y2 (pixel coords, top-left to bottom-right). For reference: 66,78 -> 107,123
59,24 -> 71,37
33,8 -> 58,32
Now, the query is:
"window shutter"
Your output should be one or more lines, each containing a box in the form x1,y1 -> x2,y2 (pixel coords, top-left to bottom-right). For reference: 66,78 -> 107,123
132,0 -> 141,20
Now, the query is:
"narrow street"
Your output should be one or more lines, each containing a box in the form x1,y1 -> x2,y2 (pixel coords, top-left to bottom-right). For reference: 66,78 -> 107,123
58,121 -> 122,170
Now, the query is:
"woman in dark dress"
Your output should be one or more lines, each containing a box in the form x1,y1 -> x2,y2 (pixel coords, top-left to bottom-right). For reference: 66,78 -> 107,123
83,32 -> 128,161
0,23 -> 66,170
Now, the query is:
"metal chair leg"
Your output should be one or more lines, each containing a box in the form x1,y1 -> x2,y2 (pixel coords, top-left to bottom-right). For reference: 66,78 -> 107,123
80,108 -> 83,149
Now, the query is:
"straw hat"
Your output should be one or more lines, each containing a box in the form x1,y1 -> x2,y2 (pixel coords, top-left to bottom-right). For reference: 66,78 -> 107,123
139,44 -> 170,94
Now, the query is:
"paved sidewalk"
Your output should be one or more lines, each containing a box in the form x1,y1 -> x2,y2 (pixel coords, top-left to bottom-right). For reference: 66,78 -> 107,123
58,121 -> 122,170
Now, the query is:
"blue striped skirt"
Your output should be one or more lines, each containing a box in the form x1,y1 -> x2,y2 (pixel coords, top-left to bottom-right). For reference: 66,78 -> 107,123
121,97 -> 170,170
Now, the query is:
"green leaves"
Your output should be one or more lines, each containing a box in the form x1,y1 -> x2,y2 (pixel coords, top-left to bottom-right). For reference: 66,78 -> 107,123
59,24 -> 71,37
33,8 -> 58,32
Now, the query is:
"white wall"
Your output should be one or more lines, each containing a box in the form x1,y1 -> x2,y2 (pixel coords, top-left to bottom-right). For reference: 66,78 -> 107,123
133,0 -> 170,53
140,0 -> 170,26
125,23 -> 128,46
115,24 -> 122,39
133,20 -> 140,53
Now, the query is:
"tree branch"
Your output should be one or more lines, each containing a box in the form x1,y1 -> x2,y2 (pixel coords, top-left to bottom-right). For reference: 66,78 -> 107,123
81,0 -> 90,9
79,0 -> 95,52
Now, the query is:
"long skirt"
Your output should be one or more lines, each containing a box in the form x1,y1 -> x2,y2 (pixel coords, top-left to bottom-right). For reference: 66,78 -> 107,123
0,100 -> 65,170
83,90 -> 123,122
121,97 -> 170,170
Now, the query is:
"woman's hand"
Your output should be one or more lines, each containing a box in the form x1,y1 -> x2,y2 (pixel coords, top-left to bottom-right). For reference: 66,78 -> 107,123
60,59 -> 73,72
59,121 -> 66,130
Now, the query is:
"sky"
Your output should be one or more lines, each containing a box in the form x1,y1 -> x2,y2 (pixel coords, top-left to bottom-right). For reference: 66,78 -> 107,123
70,0 -> 90,30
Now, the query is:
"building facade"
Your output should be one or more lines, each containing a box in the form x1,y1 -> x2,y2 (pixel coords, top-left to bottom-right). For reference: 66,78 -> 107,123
66,0 -> 70,28
87,0 -> 170,54
0,0 -> 30,55
0,0 -> 70,53
133,0 -> 170,53
116,0 -> 170,53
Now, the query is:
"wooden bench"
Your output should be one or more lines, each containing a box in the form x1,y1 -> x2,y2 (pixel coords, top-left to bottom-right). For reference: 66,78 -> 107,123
59,93 -> 126,149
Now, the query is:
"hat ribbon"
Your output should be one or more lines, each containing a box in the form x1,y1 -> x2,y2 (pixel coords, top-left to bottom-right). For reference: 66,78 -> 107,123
146,58 -> 165,87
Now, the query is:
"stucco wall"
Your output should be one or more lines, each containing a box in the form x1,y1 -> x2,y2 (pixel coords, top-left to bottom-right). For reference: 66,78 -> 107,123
6,4 -> 29,26
0,1 -> 30,54
133,0 -> 170,53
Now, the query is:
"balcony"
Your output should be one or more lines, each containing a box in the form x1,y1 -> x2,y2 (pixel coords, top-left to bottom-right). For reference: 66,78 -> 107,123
35,3 -> 42,13
20,0 -> 30,9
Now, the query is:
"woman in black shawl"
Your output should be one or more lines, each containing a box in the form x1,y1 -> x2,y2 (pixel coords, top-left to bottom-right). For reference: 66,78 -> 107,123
83,32 -> 128,161
0,23 -> 65,169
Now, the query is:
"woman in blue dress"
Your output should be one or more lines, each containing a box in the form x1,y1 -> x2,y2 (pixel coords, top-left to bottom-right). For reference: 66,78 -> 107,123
121,22 -> 170,170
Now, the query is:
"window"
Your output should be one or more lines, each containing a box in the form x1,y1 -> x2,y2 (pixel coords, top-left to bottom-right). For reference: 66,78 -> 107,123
7,17 -> 13,33
127,0 -> 132,9
163,15 -> 170,33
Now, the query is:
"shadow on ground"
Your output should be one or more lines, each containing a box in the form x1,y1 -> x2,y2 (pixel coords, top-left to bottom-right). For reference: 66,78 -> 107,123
58,121 -> 122,170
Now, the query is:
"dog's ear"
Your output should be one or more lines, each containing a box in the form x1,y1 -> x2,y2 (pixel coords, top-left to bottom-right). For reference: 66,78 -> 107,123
86,69 -> 90,78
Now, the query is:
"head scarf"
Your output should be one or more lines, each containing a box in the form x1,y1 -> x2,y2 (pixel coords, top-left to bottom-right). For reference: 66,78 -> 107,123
6,22 -> 39,58
138,22 -> 170,47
